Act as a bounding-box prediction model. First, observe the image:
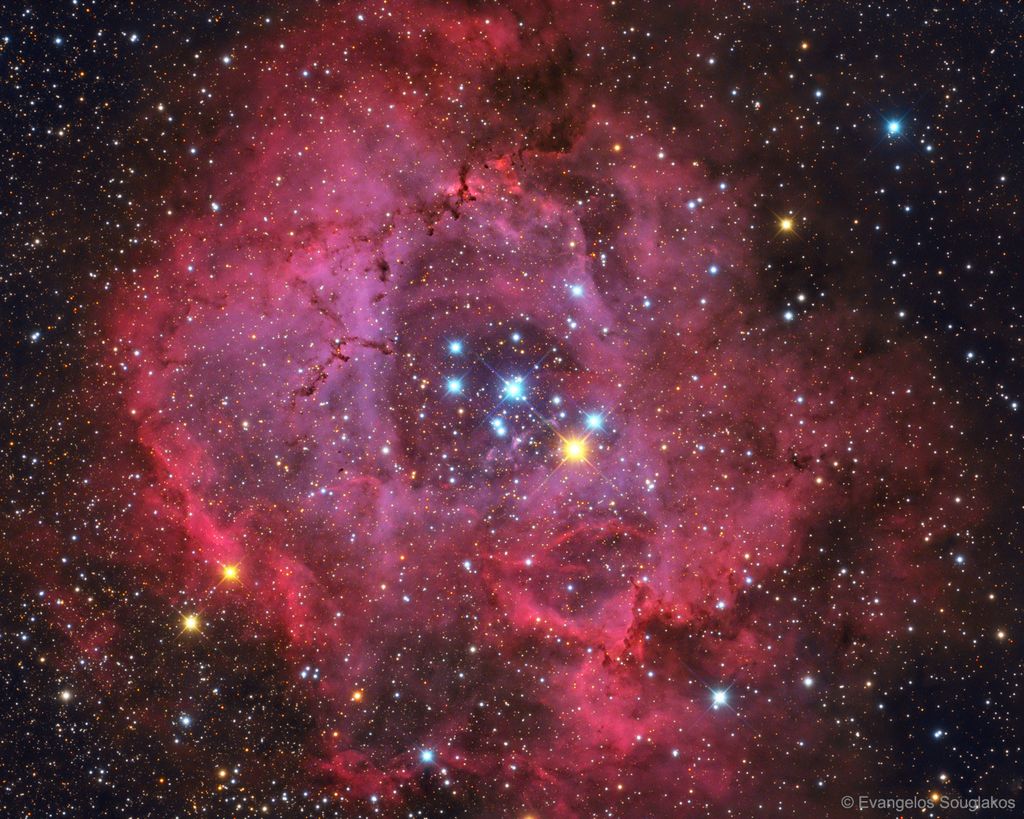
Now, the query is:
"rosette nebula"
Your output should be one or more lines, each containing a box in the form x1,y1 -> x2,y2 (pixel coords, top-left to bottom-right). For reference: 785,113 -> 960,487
2,1 -> 1021,816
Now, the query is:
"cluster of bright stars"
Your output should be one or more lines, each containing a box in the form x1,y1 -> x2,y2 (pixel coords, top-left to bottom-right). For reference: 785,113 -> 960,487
444,339 -> 603,467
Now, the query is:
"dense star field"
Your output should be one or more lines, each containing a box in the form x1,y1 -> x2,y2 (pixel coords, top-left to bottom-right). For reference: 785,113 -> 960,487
1,1 -> 1022,816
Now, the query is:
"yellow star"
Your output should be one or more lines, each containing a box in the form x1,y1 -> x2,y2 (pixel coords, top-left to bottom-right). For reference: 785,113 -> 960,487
562,436 -> 588,463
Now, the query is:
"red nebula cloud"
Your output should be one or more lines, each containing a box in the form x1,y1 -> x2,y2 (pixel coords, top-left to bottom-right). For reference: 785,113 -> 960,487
66,0 -> 978,813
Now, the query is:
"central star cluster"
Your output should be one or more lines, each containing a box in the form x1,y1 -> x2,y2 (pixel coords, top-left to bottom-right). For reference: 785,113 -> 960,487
96,1 -> 972,813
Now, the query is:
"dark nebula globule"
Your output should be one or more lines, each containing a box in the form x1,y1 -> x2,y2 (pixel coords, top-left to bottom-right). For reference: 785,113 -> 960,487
2,1 -> 1022,817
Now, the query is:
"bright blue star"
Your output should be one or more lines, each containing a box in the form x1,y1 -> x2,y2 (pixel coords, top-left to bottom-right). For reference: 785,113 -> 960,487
585,413 -> 604,430
503,378 -> 525,400
448,340 -> 464,355
887,120 -> 902,135
447,378 -> 463,394
711,689 -> 728,708
569,284 -> 584,297
420,749 -> 435,763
